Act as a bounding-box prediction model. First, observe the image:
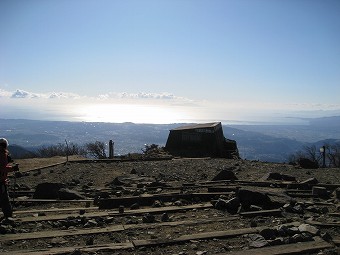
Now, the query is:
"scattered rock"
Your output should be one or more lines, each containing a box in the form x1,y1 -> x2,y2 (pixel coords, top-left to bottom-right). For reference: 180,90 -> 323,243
119,205 -> 125,213
259,228 -> 277,240
214,197 -> 240,214
69,249 -> 82,255
152,200 -> 163,207
268,237 -> 286,246
212,169 -> 237,181
142,213 -> 155,223
147,181 -> 168,187
298,223 -> 319,236
238,189 -> 273,209
50,237 -> 68,246
320,232 -> 332,242
111,177 -> 126,186
333,188 -> 340,200
263,172 -> 296,181
298,158 -> 319,169
58,188 -> 85,200
247,234 -> 269,248
312,186 -> 329,198
161,213 -> 170,222
33,182 -> 65,199
250,219 -> 257,227
84,220 -> 98,228
130,203 -> 140,210
249,205 -> 262,211
86,236 -> 94,245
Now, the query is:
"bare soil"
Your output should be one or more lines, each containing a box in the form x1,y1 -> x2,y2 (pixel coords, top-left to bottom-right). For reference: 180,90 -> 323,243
1,157 -> 339,255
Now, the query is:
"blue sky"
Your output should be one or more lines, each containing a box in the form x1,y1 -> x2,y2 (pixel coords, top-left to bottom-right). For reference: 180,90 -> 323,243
1,0 -> 340,124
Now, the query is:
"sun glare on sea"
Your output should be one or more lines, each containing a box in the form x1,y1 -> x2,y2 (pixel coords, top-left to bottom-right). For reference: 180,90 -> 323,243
76,104 -> 187,124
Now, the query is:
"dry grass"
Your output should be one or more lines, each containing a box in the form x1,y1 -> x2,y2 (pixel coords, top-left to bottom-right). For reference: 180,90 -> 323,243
14,155 -> 86,171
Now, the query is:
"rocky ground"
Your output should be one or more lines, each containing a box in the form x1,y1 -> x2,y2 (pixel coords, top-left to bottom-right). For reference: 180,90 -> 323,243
1,156 -> 339,255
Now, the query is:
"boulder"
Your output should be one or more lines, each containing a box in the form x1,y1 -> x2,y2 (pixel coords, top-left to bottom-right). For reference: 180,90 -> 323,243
33,182 -> 66,199
238,189 -> 273,209
247,234 -> 269,248
161,213 -> 170,222
142,213 -> 155,223
298,158 -> 318,169
111,177 -> 126,186
259,228 -> 277,240
130,203 -> 140,210
212,169 -> 237,181
298,223 -> 319,236
214,197 -> 240,214
312,186 -> 328,198
58,188 -> 85,200
300,177 -> 319,185
263,172 -> 296,182
334,188 -> 340,200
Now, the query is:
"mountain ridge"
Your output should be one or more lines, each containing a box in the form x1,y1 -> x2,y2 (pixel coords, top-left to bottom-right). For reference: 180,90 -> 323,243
1,118 -> 340,162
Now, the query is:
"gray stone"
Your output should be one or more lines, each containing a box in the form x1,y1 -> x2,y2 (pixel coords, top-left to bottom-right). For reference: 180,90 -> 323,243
130,203 -> 140,210
142,213 -> 155,223
320,232 -> 332,242
259,228 -> 277,240
84,219 -> 98,228
292,204 -> 304,214
212,169 -> 237,181
298,158 -> 318,169
58,188 -> 85,200
300,177 -> 319,185
312,186 -> 328,198
263,172 -> 296,182
152,200 -> 163,207
249,205 -> 263,211
214,197 -> 240,214
306,205 -> 320,213
291,233 -> 304,243
298,223 -> 319,236
268,237 -> 284,246
238,189 -> 273,209
247,234 -> 269,248
333,188 -> 340,199
301,232 -> 314,241
33,182 -> 65,199
86,236 -> 94,245
119,205 -> 125,213
287,227 -> 300,235
161,213 -> 170,222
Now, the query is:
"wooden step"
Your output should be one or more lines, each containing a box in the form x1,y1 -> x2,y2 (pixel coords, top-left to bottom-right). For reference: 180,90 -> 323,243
215,237 -> 333,255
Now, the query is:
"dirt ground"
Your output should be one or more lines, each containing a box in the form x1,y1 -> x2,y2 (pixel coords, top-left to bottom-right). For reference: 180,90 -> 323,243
1,157 -> 340,255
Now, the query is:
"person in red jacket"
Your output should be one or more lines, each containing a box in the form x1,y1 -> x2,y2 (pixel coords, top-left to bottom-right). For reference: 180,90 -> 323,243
0,138 -> 19,218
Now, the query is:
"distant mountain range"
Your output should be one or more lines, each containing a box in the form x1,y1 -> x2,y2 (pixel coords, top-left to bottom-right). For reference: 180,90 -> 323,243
1,117 -> 340,163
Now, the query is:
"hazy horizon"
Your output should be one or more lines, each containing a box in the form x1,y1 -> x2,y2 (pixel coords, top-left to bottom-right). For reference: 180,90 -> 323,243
1,1 -> 339,125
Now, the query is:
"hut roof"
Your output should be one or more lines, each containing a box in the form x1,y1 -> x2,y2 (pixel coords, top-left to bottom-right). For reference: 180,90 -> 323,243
171,122 -> 221,131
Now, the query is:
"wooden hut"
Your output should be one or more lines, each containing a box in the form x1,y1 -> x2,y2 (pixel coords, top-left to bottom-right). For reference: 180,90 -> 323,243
165,122 -> 239,158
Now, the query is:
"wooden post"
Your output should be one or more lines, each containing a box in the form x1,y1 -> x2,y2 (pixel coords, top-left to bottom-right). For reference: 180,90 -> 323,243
109,140 -> 114,159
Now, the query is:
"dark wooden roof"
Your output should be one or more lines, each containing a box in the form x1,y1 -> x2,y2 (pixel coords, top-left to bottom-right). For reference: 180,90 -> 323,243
171,122 -> 221,131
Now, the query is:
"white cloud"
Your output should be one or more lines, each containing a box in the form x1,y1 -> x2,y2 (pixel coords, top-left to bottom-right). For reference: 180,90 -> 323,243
1,88 -> 190,102
11,89 -> 40,98
48,92 -> 81,99
1,87 -> 340,124
97,92 -> 190,101
0,89 -> 12,97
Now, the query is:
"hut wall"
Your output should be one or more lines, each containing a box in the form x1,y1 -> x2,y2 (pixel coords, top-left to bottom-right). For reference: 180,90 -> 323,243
165,123 -> 227,157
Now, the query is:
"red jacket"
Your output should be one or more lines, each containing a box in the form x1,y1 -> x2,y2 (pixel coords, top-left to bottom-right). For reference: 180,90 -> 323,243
0,148 -> 13,184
